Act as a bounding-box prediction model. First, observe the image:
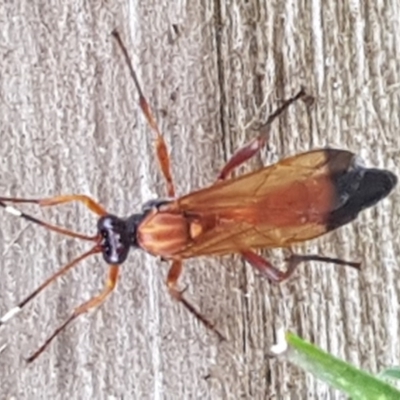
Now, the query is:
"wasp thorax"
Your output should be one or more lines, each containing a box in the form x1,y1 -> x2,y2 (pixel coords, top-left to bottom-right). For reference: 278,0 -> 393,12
97,215 -> 132,264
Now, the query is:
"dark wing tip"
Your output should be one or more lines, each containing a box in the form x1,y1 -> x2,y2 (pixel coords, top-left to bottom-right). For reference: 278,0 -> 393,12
327,165 -> 397,230
358,168 -> 397,205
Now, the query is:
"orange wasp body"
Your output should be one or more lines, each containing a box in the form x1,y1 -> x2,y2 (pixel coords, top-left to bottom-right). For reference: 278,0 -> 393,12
138,149 -> 394,260
0,31 -> 396,361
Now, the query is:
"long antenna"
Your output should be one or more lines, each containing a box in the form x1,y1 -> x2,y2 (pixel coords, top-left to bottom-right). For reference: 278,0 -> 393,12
0,198 -> 96,241
0,245 -> 101,328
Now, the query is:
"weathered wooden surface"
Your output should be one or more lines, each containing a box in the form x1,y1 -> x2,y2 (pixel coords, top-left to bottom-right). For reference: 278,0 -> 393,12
0,1 -> 399,399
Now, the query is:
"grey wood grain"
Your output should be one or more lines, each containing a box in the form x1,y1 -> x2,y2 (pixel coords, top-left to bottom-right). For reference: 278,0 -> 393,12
0,1 -> 399,399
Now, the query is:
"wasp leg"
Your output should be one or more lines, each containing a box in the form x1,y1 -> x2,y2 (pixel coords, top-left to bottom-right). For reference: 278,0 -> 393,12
26,264 -> 119,363
112,30 -> 175,198
0,194 -> 107,216
167,260 -> 225,341
37,194 -> 107,215
0,195 -> 103,240
242,250 -> 360,283
217,89 -> 309,180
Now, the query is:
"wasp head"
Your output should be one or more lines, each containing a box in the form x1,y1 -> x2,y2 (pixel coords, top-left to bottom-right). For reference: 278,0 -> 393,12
97,215 -> 134,264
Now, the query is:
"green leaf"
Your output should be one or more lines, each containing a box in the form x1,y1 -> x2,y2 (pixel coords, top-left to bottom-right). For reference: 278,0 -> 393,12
379,367 -> 400,382
270,330 -> 400,400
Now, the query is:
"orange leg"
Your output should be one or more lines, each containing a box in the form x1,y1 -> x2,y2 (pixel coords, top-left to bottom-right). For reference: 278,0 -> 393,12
241,250 -> 360,283
217,89 -> 309,180
0,195 -> 106,240
38,194 -> 107,216
0,194 -> 107,215
26,264 -> 119,363
167,260 -> 225,341
112,30 -> 175,198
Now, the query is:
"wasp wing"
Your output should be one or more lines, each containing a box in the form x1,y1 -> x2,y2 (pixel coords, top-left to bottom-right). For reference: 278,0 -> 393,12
173,149 -> 383,258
